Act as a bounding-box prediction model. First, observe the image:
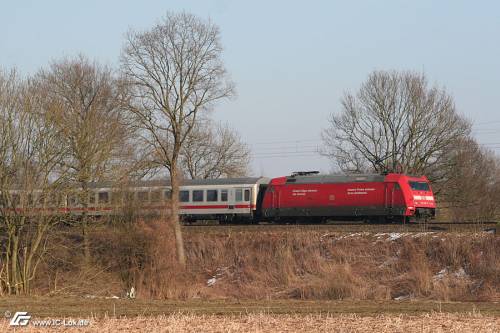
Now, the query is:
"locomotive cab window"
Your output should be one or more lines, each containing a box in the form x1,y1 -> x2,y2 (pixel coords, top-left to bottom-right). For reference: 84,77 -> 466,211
207,189 -> 218,202
235,188 -> 243,202
221,189 -> 228,202
409,181 -> 430,191
179,190 -> 190,202
244,189 -> 250,202
193,190 -> 204,202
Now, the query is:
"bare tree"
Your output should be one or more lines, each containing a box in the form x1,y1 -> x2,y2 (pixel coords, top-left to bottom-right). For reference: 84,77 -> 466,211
36,55 -> 131,265
180,120 -> 250,179
322,70 -> 470,179
438,137 -> 500,222
121,12 -> 234,266
0,69 -> 67,295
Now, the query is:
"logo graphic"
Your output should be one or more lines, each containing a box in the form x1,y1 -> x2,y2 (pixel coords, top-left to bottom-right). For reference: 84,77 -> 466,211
9,311 -> 31,326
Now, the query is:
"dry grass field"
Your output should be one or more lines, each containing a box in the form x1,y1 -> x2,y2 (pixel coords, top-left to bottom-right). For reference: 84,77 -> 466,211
31,222 -> 499,302
1,312 -> 499,332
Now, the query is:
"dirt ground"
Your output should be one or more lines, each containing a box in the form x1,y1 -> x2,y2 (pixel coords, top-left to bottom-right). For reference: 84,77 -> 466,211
1,297 -> 500,317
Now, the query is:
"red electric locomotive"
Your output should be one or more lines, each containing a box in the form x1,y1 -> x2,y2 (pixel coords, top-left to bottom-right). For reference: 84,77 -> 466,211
260,172 -> 435,223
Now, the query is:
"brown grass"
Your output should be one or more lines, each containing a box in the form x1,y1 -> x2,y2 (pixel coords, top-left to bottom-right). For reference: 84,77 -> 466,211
1,313 -> 499,332
33,220 -> 500,302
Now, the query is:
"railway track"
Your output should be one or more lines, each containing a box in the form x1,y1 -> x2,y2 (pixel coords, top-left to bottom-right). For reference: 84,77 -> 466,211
183,221 -> 498,233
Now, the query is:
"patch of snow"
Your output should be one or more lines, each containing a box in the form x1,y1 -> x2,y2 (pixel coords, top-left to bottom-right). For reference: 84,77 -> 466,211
207,266 -> 231,287
433,267 -> 469,281
388,233 -> 403,241
106,295 -> 120,299
454,267 -> 468,279
84,294 -> 120,299
394,294 -> 410,301
433,268 -> 448,281
412,232 -> 434,238
207,277 -> 217,287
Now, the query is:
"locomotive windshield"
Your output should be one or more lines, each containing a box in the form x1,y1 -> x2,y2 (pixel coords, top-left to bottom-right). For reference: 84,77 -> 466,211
409,181 -> 430,191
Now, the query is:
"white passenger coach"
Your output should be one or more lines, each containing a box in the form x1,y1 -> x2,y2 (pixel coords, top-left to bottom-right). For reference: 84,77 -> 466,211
2,177 -> 271,223
84,177 -> 270,223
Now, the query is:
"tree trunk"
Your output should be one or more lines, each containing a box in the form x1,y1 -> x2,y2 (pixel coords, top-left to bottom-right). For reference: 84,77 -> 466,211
81,182 -> 91,267
169,166 -> 186,267
82,219 -> 91,266
10,226 -> 19,295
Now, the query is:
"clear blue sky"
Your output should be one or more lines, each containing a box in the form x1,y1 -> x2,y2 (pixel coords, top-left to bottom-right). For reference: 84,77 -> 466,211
2,0 -> 499,176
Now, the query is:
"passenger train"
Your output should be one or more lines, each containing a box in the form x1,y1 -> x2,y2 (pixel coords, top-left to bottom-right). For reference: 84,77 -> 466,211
1,172 -> 436,223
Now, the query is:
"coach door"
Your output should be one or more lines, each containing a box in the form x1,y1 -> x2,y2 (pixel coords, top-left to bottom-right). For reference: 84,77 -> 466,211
227,188 -> 235,210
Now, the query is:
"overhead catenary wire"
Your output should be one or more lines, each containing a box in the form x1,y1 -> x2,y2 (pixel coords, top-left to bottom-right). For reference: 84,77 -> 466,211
473,120 -> 500,126
248,123 -> 500,160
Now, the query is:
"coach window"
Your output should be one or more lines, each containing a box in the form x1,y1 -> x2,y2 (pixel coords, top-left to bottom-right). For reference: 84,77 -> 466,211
221,189 -> 228,202
179,190 -> 190,202
193,190 -> 204,202
112,192 -> 124,205
89,192 -> 96,205
244,189 -> 250,202
98,192 -> 109,204
207,189 -> 218,202
68,194 -> 78,207
48,193 -> 59,206
36,194 -> 44,207
27,193 -> 35,206
137,191 -> 149,202
164,190 -> 172,200
151,190 -> 161,202
235,188 -> 243,202
11,193 -> 22,206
